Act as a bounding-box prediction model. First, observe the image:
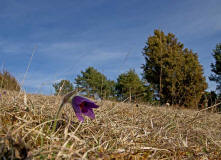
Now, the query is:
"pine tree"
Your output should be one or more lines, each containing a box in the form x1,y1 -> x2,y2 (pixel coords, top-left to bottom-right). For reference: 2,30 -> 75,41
116,69 -> 152,102
209,43 -> 221,93
53,80 -> 74,95
142,29 -> 207,107
75,66 -> 116,99
180,49 -> 207,107
104,80 -> 116,100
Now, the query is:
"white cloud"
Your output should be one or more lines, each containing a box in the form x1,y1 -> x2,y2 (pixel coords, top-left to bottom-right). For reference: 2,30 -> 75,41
14,71 -> 63,94
37,41 -> 127,65
5,40 -> 131,94
162,1 -> 221,38
0,40 -> 34,55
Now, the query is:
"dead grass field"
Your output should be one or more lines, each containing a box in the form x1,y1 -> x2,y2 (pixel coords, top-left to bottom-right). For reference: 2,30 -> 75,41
0,90 -> 221,159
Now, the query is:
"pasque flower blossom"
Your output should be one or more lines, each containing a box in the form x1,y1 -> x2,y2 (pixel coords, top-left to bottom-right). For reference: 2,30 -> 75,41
72,96 -> 99,122
52,91 -> 100,133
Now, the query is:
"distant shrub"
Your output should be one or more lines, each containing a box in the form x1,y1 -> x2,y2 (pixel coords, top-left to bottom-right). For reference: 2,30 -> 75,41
53,79 -> 74,96
0,70 -> 21,91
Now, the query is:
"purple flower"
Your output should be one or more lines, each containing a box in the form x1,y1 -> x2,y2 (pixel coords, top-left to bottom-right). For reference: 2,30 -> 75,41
72,96 -> 99,122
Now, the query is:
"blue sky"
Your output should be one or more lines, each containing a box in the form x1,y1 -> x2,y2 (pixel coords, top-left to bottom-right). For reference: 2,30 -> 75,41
0,0 -> 220,94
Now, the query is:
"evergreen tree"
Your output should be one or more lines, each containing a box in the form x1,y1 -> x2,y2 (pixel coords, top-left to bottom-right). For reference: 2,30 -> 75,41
209,43 -> 221,93
75,67 -> 115,99
104,80 -> 116,100
199,91 -> 217,109
180,49 -> 208,107
116,69 -> 152,102
142,29 -> 207,107
53,80 -> 74,95
0,70 -> 20,91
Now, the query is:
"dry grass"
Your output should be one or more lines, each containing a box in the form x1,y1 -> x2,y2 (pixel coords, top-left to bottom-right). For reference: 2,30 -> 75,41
0,90 -> 221,159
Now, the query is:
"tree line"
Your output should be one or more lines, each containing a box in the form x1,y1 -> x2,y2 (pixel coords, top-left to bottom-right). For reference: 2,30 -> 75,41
53,67 -> 153,102
1,29 -> 221,110
52,29 -> 221,110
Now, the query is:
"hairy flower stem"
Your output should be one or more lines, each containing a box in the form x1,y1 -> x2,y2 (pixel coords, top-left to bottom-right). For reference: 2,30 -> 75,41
52,102 -> 65,133
52,90 -> 77,133
52,89 -> 86,133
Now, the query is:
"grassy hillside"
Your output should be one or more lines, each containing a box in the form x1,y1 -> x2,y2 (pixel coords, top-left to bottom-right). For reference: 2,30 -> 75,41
0,90 -> 221,159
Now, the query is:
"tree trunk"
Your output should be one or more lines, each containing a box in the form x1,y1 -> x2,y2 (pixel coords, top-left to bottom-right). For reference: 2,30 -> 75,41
159,31 -> 163,103
129,87 -> 132,102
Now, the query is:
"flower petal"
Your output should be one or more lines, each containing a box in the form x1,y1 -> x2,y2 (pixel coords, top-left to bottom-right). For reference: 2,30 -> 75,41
72,96 -> 99,122
76,113 -> 84,122
73,96 -> 99,109
72,96 -> 84,121
85,102 -> 99,108
72,99 -> 81,114
83,108 -> 95,119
